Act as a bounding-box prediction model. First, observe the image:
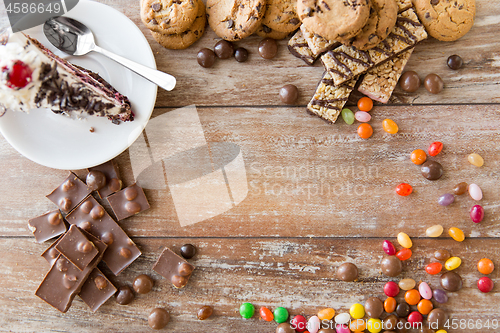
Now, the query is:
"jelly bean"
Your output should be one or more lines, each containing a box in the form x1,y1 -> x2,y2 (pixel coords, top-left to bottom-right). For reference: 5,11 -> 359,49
425,262 -> 443,275
478,277 -> 494,293
410,149 -> 427,165
382,240 -> 397,255
398,278 -> 416,290
341,108 -> 355,125
349,318 -> 366,332
453,182 -> 468,195
384,281 -> 400,297
448,227 -> 465,242
366,318 -> 383,333
382,119 -> 399,134
317,308 -> 335,321
433,289 -> 448,303
434,249 -> 451,261
468,153 -> 484,167
349,303 -> 365,319
397,232 -> 412,248
384,297 -> 397,313
292,315 -> 307,332
355,111 -> 371,122
307,315 -> 320,333
426,224 -> 443,237
334,313 -> 350,324
357,123 -> 373,139
470,204 -> 484,223
477,258 -> 494,275
436,330 -> 448,333
428,141 -> 443,156
417,299 -> 433,315
468,183 -> 483,201
335,324 -> 351,333
260,307 -> 273,321
239,303 -> 255,318
273,307 -> 289,323
445,257 -> 461,270
396,183 -> 413,196
438,193 -> 454,206
418,282 -> 432,300
396,248 -> 412,261
358,96 -> 373,112
407,311 -> 423,327
404,289 -> 421,305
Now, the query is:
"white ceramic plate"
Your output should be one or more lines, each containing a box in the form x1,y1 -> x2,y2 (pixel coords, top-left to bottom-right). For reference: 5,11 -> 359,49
0,0 -> 158,170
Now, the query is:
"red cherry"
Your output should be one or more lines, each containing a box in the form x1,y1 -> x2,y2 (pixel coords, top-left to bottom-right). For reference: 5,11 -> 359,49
428,141 -> 443,156
5,60 -> 33,89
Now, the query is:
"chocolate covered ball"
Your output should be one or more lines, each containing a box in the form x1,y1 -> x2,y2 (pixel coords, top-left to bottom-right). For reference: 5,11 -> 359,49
276,322 -> 295,333
259,38 -> 278,59
396,302 -> 410,317
424,73 -> 444,94
440,271 -> 463,291
197,48 -> 216,68
336,262 -> 358,281
148,308 -> 170,330
234,48 -> 249,62
381,256 -> 402,277
383,314 -> 398,330
133,274 -> 154,294
421,160 -> 444,180
317,329 -> 336,333
399,71 -> 421,92
364,297 -> 383,318
279,84 -> 299,104
116,286 -> 134,305
180,244 -> 197,259
86,171 -> 106,191
427,308 -> 448,329
447,55 -> 463,70
214,40 -> 234,59
197,305 -> 213,320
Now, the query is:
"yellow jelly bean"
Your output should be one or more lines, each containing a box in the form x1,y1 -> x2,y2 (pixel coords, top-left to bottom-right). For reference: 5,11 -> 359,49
350,303 -> 365,319
367,318 -> 383,333
382,119 -> 399,134
426,225 -> 443,237
445,256 -> 462,270
399,278 -> 416,290
448,227 -> 465,242
317,308 -> 335,321
436,330 -> 448,333
468,153 -> 484,167
397,232 -> 412,248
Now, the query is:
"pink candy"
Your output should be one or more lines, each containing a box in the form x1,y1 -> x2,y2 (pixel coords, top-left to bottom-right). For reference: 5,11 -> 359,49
355,111 -> 371,122
470,205 -> 484,223
384,281 -> 400,297
468,183 -> 483,201
307,316 -> 320,333
383,240 -> 397,255
336,324 -> 351,333
418,282 -> 432,300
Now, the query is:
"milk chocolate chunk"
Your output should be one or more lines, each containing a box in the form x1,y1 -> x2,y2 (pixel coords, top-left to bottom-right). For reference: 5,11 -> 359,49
28,210 -> 67,243
107,184 -> 150,221
87,161 -> 122,198
153,248 -> 195,289
46,173 -> 92,213
79,268 -> 117,312
55,225 -> 98,271
66,196 -> 141,275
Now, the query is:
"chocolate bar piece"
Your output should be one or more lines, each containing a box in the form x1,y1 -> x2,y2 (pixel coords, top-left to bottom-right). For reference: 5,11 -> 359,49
87,161 -> 122,198
28,210 -> 66,243
358,48 -> 415,103
79,268 -> 117,312
300,25 -> 340,57
46,173 -> 92,213
153,248 -> 195,289
107,184 -> 150,221
41,235 -> 64,266
65,196 -> 141,275
35,233 -> 107,313
55,224 -> 98,271
307,72 -> 357,123
287,29 -> 317,65
320,9 -> 427,86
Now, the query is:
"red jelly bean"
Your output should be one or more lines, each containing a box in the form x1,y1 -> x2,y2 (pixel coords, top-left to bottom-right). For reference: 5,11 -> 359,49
396,183 -> 413,196
407,311 -> 423,327
470,205 -> 484,223
478,277 -> 494,293
425,262 -> 443,275
384,281 -> 400,297
396,248 -> 412,261
383,240 -> 397,255
291,315 -> 307,332
260,307 -> 273,321
428,142 -> 443,156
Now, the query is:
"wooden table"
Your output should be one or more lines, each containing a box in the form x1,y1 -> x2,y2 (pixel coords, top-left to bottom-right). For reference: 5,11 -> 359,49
1,0 -> 499,332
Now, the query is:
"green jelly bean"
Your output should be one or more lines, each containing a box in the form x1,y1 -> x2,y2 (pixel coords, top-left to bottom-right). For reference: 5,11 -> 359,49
274,307 -> 289,323
239,303 -> 255,319
341,108 -> 355,125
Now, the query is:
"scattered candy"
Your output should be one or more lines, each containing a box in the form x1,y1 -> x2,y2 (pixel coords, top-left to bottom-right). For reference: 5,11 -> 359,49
382,119 -> 399,134
396,248 -> 412,261
397,232 -> 412,248
258,38 -> 278,59
453,182 -> 468,195
396,183 -> 413,196
468,153 -> 484,167
399,278 -> 416,290
355,111 -> 371,122
279,85 -> 299,105
425,262 -> 443,275
424,74 -> 444,94
384,281 -> 400,297
334,313 -> 350,324
407,311 -> 423,327
234,48 -> 249,62
468,183 -> 483,201
426,225 -> 444,237
291,315 -> 307,332
438,193 -> 454,206
434,249 -> 451,261
349,318 -> 366,332
357,123 -> 373,139
349,303 -> 365,319
445,257 -> 462,270
447,55 -> 463,70
433,289 -> 448,303
273,307 -> 289,323
357,96 -> 373,112
341,108 -> 355,125
239,303 -> 255,319
337,262 -> 358,282
396,302 -> 410,317
382,240 -> 397,255
440,271 -> 463,291
428,142 -> 443,156
399,71 -> 421,92
404,289 -> 421,305
381,256 -> 403,277
436,330 -> 448,333
417,299 -> 433,315
307,315 -> 320,333
197,305 -> 213,320
197,48 -> 216,68
448,227 -> 465,242
428,308 -> 449,329
470,204 -> 484,223
478,277 -> 494,293
366,318 -> 382,333
317,308 -> 335,321
421,160 -> 444,180
410,149 -> 427,165
364,298 -> 383,321
384,297 -> 397,313
418,282 -> 432,300
477,258 -> 494,275
335,324 -> 351,333
260,307 -> 274,321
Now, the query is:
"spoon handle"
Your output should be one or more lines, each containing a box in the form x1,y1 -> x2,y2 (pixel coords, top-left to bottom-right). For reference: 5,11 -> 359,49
93,45 -> 176,91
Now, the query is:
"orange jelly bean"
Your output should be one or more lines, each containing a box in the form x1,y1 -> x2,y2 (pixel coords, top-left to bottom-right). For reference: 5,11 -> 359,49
396,248 -> 412,261
382,119 -> 399,134
357,123 -> 373,139
396,183 -> 413,196
417,299 -> 433,315
259,307 -> 274,321
404,289 -> 421,305
384,297 -> 397,313
425,262 -> 442,275
317,308 -> 335,321
410,149 -> 427,165
477,258 -> 495,275
358,96 -> 373,112
349,318 -> 366,332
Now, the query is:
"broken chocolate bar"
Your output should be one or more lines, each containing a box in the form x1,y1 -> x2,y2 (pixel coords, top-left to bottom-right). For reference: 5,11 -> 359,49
153,248 -> 195,289
28,210 -> 66,243
79,268 -> 117,312
55,224 -> 98,271
107,183 -> 150,221
87,161 -> 122,198
46,173 -> 92,213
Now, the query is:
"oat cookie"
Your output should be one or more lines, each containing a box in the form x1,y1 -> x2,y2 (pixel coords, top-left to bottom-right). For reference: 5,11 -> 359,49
262,0 -> 301,33
255,24 -> 291,40
413,0 -> 475,41
350,0 -> 398,50
207,0 -> 266,41
297,0 -> 371,41
141,0 -> 199,34
151,0 -> 206,50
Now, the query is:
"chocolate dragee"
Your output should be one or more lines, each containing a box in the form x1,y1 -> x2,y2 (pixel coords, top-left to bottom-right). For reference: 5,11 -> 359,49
87,161 -> 122,198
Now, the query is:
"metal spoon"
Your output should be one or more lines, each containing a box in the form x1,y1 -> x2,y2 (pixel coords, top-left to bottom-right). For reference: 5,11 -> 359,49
43,16 -> 176,91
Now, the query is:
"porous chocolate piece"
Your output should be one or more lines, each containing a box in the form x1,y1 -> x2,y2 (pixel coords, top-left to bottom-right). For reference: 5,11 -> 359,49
153,247 -> 195,289
65,196 -> 141,275
55,225 -> 98,271
287,29 -> 317,65
46,173 -> 92,213
28,210 -> 67,243
79,268 -> 117,312
107,184 -> 150,221
87,161 -> 122,198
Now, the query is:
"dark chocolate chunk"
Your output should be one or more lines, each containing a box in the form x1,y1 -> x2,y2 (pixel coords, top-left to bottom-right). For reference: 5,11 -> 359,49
107,184 -> 150,221
153,247 -> 195,289
116,285 -> 135,305
55,225 -> 98,271
234,48 -> 249,62
151,2 -> 161,11
46,173 -> 92,213
28,210 -> 67,243
79,268 -> 117,312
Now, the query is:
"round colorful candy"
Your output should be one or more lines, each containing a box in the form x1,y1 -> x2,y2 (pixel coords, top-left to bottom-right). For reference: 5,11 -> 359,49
428,142 -> 443,156
426,225 -> 444,237
468,183 -> 483,201
404,289 -> 421,305
334,313 -> 350,324
478,277 -> 494,293
349,303 -> 365,319
349,318 -> 366,332
382,119 -> 399,134
396,183 -> 413,196
357,123 -> 373,139
382,240 -> 397,255
336,324 -> 351,333
407,311 -> 423,327
291,315 -> 307,332
384,297 -> 397,313
396,248 -> 412,261
470,205 -> 484,223
417,299 -> 433,315
477,258 -> 494,275
438,193 -> 454,206
260,307 -> 273,321
366,318 -> 382,333
468,153 -> 484,167
410,149 -> 427,165
453,182 -> 468,195
397,232 -> 412,248
355,111 -> 371,122
425,262 -> 443,275
433,289 -> 448,303
384,281 -> 400,297
341,108 -> 355,125
239,303 -> 255,318
274,307 -> 289,323
317,308 -> 335,320
445,257 -> 462,270
358,96 -> 373,112
418,282 -> 432,300
448,227 -> 465,242
307,315 -> 321,333
399,278 -> 416,290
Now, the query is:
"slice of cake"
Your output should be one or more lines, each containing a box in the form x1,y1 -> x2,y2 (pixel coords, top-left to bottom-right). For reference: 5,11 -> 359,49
0,33 -> 133,124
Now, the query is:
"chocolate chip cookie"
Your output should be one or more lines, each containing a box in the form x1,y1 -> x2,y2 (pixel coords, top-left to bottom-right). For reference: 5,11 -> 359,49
297,0 -> 371,41
141,0 -> 199,34
207,0 -> 266,41
262,0 -> 301,33
350,0 -> 398,50
413,0 -> 475,41
255,24 -> 291,40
